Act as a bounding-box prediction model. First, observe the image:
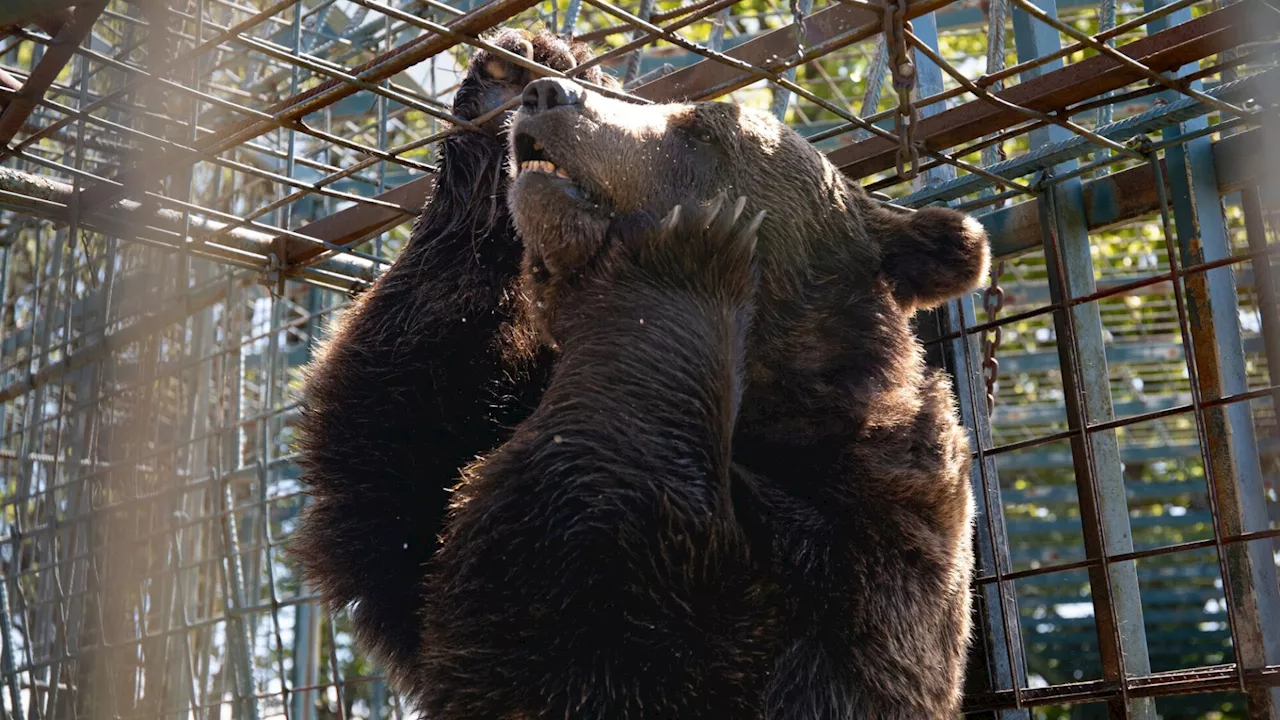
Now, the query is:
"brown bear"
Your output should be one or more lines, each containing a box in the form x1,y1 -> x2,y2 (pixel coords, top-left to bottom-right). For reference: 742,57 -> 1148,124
413,77 -> 989,719
287,29 -> 617,692
291,36 -> 988,714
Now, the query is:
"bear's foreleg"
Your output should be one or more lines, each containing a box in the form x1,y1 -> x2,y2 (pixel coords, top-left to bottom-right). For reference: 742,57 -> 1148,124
756,370 -> 975,720
417,199 -> 778,719
290,129 -> 550,689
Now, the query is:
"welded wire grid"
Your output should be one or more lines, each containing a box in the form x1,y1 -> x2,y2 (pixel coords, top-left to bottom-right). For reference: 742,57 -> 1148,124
0,0 -> 1275,718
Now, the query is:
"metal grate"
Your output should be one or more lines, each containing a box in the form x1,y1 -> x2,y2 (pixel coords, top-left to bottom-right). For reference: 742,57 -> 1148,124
0,0 -> 1275,718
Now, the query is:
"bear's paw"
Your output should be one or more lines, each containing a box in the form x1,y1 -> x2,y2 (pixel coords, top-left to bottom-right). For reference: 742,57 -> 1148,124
618,194 -> 765,303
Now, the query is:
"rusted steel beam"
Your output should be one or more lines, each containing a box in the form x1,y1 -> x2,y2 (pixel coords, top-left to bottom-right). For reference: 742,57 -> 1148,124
0,166 -> 376,285
0,0 -> 77,31
982,126 -> 1264,261
0,1 -> 107,150
285,2 -> 1267,272
198,0 -> 540,157
633,0 -> 954,103
287,115 -> 1263,275
283,0 -> 925,267
74,0 -> 541,215
962,664 -> 1280,712
828,1 -> 1272,180
285,176 -> 435,266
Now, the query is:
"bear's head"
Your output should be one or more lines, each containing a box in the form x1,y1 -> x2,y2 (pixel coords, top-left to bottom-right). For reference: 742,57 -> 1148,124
507,78 -> 990,440
411,31 -> 618,274
453,30 -> 618,136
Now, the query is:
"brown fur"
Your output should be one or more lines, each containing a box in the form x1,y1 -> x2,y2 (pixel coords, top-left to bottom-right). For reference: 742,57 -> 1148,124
293,38 -> 988,712
410,78 -> 989,717
287,31 -> 615,694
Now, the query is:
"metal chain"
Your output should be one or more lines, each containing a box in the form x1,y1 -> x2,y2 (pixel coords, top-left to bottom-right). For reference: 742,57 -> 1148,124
882,0 -> 919,181
977,0 -> 1008,417
791,0 -> 808,53
981,261 -> 1007,415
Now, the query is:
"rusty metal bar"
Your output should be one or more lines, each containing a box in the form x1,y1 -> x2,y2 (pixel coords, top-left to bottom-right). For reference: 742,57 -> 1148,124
1240,188 -> 1280,417
0,166 -> 377,287
283,3 -> 1272,275
940,296 -> 1030,715
1036,172 -> 1138,719
286,122 -> 1268,280
0,1 -> 107,149
1012,7 -> 1145,714
0,0 -> 77,31
827,1 -> 1271,179
72,0 -> 542,217
633,0 -> 951,102
963,664 -> 1280,712
979,126 -> 1267,261
283,176 -> 432,267
1151,10 -> 1280,704
900,65 -> 1275,208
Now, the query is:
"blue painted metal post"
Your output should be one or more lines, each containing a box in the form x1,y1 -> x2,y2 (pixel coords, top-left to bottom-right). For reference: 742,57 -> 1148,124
291,600 -> 319,720
1144,2 -> 1280,715
708,6 -> 730,52
1012,0 -> 1154,715
944,295 -> 1031,719
369,677 -> 387,720
559,0 -> 582,36
0,574 -> 22,720
854,38 -> 889,142
909,12 -> 955,188
921,14 -> 1025,709
623,0 -> 656,84
770,0 -> 815,120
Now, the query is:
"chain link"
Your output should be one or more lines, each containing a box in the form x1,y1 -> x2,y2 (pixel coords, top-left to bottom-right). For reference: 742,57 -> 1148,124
882,0 -> 919,181
791,0 -> 808,53
980,261 -> 1007,416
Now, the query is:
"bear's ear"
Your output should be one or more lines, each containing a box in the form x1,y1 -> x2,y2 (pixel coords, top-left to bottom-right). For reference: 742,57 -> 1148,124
877,206 -> 991,311
567,39 -> 621,89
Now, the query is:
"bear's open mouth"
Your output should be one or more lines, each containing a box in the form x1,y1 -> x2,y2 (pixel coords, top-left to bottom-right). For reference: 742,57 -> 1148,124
511,130 -> 608,208
513,132 -> 571,179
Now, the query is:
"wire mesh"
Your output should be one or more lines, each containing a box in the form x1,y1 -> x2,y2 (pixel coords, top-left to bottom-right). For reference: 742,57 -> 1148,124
0,0 -> 1275,718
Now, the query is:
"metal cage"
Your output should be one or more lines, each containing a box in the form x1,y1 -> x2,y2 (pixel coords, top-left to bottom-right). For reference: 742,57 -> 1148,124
0,0 -> 1276,718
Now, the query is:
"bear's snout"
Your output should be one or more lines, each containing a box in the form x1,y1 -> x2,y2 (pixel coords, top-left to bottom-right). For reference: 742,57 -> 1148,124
521,78 -> 584,115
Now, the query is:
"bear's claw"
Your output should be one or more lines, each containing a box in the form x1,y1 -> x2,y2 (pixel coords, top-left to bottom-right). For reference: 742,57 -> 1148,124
630,193 -> 764,301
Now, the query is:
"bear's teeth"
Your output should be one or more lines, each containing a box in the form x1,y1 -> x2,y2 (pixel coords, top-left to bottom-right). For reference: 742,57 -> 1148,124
520,160 -> 559,175
554,168 -> 570,179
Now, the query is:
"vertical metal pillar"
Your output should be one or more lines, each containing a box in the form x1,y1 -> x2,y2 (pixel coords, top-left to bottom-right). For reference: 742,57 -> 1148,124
292,284 -> 324,720
943,295 -> 1030,720
560,0 -> 583,36
770,0 -> 814,120
856,38 -> 889,143
1143,5 -> 1280,716
1241,189 -> 1280,423
291,594 -> 320,720
623,0 -> 657,85
1013,0 -> 1153,716
219,275 -> 259,720
0,576 -> 23,720
369,678 -> 387,720
920,12 -> 1024,710
910,11 -> 955,187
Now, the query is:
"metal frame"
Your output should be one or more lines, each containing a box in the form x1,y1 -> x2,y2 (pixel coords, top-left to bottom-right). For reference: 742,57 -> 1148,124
0,1 -> 1275,718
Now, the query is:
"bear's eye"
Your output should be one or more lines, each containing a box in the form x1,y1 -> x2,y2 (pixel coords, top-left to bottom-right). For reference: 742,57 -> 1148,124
692,128 -> 715,145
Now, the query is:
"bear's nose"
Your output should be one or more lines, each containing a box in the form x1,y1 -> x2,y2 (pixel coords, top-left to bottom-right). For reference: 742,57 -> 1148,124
522,78 -> 583,114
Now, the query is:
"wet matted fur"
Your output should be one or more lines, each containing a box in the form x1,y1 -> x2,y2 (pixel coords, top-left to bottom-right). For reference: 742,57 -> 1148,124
292,44 -> 989,715
414,78 -> 988,718
287,30 -> 616,694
